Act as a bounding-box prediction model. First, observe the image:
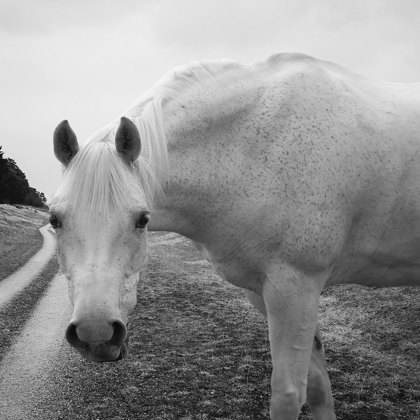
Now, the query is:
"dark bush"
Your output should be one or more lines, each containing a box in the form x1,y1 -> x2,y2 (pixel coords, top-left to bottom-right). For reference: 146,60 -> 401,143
0,146 -> 46,208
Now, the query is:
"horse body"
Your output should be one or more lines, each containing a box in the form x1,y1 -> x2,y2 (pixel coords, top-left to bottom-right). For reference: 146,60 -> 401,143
51,53 -> 420,419
154,53 -> 420,291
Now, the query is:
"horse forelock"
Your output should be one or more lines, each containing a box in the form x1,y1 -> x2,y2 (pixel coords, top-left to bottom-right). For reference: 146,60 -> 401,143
50,141 -> 145,227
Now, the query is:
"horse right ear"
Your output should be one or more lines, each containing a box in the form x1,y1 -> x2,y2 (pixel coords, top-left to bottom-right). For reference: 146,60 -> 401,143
53,120 -> 79,166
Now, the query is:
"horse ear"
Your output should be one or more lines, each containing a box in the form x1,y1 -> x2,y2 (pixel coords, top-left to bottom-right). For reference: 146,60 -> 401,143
115,117 -> 141,164
53,120 -> 79,166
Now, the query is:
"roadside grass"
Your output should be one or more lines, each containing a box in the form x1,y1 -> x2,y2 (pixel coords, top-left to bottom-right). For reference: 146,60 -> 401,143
33,232 -> 420,419
0,204 -> 48,281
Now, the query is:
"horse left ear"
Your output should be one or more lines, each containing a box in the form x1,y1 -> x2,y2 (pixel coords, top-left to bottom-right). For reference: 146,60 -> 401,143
115,117 -> 141,164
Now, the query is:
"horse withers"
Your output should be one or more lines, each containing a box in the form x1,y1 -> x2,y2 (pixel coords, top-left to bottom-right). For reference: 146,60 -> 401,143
51,53 -> 420,420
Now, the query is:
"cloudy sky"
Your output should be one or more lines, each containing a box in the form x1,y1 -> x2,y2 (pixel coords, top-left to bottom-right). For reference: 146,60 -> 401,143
1,0 -> 419,200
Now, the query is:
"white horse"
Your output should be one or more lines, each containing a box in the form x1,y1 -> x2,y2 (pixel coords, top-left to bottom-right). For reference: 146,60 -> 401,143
50,53 -> 420,420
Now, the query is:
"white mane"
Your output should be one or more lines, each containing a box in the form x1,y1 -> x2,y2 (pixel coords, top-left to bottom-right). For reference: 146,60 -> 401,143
50,59 -> 240,221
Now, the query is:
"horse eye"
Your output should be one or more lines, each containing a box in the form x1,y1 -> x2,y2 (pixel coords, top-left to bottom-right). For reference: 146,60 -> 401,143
136,213 -> 150,229
49,214 -> 61,229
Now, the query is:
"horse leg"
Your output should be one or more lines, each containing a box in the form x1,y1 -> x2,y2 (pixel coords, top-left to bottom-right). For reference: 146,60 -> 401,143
306,324 -> 336,419
244,289 -> 335,420
257,266 -> 323,419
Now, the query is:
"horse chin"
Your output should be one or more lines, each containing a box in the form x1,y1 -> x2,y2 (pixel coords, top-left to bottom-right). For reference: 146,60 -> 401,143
98,333 -> 130,363
82,332 -> 130,363
108,326 -> 130,362
113,340 -> 129,362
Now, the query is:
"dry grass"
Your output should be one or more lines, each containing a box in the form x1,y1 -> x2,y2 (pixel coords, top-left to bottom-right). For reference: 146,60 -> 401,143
319,285 -> 420,420
0,204 -> 48,281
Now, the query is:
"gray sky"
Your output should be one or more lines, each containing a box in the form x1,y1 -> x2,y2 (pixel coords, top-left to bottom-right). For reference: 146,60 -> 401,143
1,0 -> 419,200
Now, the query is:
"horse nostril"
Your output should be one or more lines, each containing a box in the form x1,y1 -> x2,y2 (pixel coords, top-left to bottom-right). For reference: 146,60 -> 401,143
110,320 -> 127,346
65,322 -> 86,349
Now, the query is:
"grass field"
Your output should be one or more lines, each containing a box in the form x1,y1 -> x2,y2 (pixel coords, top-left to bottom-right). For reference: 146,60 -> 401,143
1,208 -> 419,419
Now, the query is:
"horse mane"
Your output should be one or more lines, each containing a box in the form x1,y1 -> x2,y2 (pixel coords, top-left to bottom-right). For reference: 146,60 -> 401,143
50,59 -> 240,221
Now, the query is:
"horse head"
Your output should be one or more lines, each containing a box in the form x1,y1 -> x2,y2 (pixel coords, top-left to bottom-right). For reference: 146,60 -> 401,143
51,117 -> 148,362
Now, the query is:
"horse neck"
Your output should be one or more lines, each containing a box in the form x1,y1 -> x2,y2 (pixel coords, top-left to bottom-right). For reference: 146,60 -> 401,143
151,72 -> 261,240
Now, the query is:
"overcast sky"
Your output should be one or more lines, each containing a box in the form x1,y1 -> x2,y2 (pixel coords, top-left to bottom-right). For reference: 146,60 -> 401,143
1,0 -> 419,201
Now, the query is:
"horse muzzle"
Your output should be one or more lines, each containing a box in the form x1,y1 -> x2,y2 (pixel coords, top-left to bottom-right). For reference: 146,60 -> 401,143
65,319 -> 130,362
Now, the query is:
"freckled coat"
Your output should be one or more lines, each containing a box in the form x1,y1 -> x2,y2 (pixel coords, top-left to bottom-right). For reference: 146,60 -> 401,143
156,53 -> 420,292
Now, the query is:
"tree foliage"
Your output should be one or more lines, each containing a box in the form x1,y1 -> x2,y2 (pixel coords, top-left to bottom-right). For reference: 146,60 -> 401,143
0,146 -> 47,207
